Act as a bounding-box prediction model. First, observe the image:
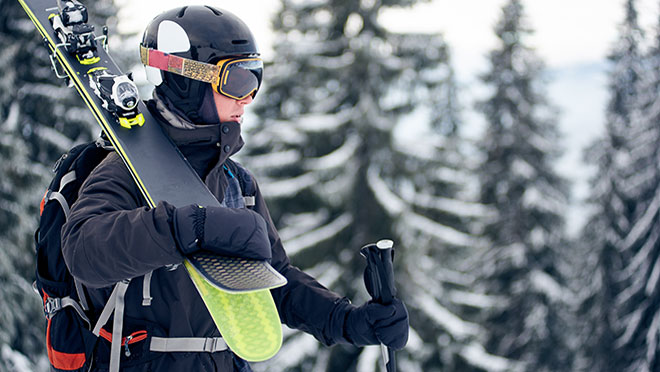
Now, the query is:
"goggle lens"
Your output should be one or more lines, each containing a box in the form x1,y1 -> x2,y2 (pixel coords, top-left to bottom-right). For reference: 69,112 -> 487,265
214,58 -> 263,100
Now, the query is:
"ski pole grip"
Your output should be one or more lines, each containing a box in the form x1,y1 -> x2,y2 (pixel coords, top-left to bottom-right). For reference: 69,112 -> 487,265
360,239 -> 396,304
375,239 -> 395,304
360,239 -> 397,372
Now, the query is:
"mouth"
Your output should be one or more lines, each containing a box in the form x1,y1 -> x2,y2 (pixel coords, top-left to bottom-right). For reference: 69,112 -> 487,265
231,114 -> 243,123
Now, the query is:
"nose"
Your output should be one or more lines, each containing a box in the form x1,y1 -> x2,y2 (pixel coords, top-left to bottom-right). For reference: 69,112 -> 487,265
238,95 -> 253,105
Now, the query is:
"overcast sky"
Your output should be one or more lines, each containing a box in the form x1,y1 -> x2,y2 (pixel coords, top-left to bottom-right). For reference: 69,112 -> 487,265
117,0 -> 658,234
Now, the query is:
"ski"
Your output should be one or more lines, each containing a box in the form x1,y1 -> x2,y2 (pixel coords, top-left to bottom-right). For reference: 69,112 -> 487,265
19,0 -> 284,362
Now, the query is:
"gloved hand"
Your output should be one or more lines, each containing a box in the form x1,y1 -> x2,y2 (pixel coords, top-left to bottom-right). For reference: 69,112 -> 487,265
344,298 -> 409,350
172,204 -> 271,260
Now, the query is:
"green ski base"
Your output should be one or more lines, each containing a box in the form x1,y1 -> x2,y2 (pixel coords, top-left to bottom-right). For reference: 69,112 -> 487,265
185,261 -> 282,361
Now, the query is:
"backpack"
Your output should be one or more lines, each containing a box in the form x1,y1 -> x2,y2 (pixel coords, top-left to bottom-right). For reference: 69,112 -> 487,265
34,137 -> 112,372
34,137 -> 257,372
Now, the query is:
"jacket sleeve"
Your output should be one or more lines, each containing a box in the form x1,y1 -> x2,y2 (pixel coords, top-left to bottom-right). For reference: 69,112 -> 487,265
249,179 -> 353,346
61,153 -> 184,288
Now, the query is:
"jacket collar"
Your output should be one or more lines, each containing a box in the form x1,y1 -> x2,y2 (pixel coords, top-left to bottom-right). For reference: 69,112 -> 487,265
146,94 -> 245,178
148,92 -> 244,156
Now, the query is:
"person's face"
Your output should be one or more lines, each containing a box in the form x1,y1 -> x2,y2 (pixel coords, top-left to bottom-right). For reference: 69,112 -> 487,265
213,90 -> 253,123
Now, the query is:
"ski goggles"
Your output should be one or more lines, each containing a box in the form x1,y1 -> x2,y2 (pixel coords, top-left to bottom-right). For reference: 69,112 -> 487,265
140,46 -> 263,100
212,58 -> 263,100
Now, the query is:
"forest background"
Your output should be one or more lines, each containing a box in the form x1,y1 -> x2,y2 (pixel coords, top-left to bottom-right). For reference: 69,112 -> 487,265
1,0 -> 659,371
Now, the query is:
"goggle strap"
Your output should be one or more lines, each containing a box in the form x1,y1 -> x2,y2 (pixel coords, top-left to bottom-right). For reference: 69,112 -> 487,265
140,46 -> 220,86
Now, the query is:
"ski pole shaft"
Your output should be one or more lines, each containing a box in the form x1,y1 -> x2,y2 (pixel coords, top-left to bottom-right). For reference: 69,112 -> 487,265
360,239 -> 397,372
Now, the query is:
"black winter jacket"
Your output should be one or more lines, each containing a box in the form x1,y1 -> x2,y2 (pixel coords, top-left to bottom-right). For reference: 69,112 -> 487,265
61,103 -> 353,371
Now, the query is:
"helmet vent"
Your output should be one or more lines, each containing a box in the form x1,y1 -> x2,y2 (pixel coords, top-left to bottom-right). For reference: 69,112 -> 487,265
232,40 -> 248,45
205,6 -> 223,16
176,7 -> 187,18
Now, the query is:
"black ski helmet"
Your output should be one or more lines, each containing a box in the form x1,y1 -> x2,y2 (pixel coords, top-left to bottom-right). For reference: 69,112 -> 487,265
141,6 -> 260,122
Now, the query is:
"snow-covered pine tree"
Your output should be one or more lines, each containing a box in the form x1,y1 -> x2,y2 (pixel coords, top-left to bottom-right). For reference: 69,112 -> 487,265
473,0 -> 573,370
575,1 -> 646,371
0,13 -> 46,366
377,34 -> 516,372
242,0 -> 502,371
599,2 -> 660,371
0,1 -> 125,369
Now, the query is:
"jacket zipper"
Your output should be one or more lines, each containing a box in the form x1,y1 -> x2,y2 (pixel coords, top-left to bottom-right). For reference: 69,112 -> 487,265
99,329 -> 148,357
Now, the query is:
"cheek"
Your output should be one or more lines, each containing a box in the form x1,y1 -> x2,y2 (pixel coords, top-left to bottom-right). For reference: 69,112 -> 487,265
213,98 -> 233,121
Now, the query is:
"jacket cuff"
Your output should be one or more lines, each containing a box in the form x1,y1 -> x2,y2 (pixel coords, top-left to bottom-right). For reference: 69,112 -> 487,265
326,297 -> 355,345
172,204 -> 205,254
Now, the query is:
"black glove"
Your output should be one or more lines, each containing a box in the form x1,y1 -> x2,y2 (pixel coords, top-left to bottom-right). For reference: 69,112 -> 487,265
172,204 -> 271,260
344,298 -> 409,350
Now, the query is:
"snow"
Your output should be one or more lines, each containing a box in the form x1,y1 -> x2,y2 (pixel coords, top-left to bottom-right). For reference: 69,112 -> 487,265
309,87 -> 349,113
304,135 -> 359,171
259,331 -> 319,368
623,187 -> 660,250
306,262 -> 342,289
404,212 -> 476,247
530,269 -> 565,303
621,212 -> 660,280
4,101 -> 19,131
616,265 -> 649,309
250,122 -> 306,146
296,111 -> 351,132
242,149 -> 301,170
511,157 -> 536,179
410,192 -> 494,219
315,162 -> 356,202
282,213 -> 353,256
448,289 -> 504,309
366,165 -> 407,215
460,342 -> 521,372
309,51 -> 356,70
527,125 -> 557,154
646,310 -> 660,364
277,211 -> 328,242
1,345 -> 36,372
367,165 -> 481,247
414,290 -> 481,340
404,326 -> 425,353
411,256 -> 476,291
522,183 -> 566,216
617,307 -> 644,347
356,345 -> 381,372
34,125 -> 74,152
434,166 -> 476,187
645,255 -> 660,297
20,83 -> 72,101
259,172 -> 318,198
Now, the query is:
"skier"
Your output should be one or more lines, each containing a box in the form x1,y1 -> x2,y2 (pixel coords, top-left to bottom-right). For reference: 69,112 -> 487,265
61,6 -> 408,371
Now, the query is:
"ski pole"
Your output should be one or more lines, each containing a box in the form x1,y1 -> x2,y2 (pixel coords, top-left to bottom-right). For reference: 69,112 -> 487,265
360,239 -> 397,372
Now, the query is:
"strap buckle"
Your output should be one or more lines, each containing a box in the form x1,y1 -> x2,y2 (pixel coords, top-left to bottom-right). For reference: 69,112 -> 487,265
44,297 -> 62,319
203,337 -> 222,353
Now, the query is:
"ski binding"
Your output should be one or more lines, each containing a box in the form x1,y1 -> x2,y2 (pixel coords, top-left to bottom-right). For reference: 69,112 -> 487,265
47,0 -> 99,64
89,69 -> 145,129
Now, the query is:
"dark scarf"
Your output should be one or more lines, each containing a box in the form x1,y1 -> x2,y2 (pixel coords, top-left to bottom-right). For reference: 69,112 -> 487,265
148,90 -> 244,180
